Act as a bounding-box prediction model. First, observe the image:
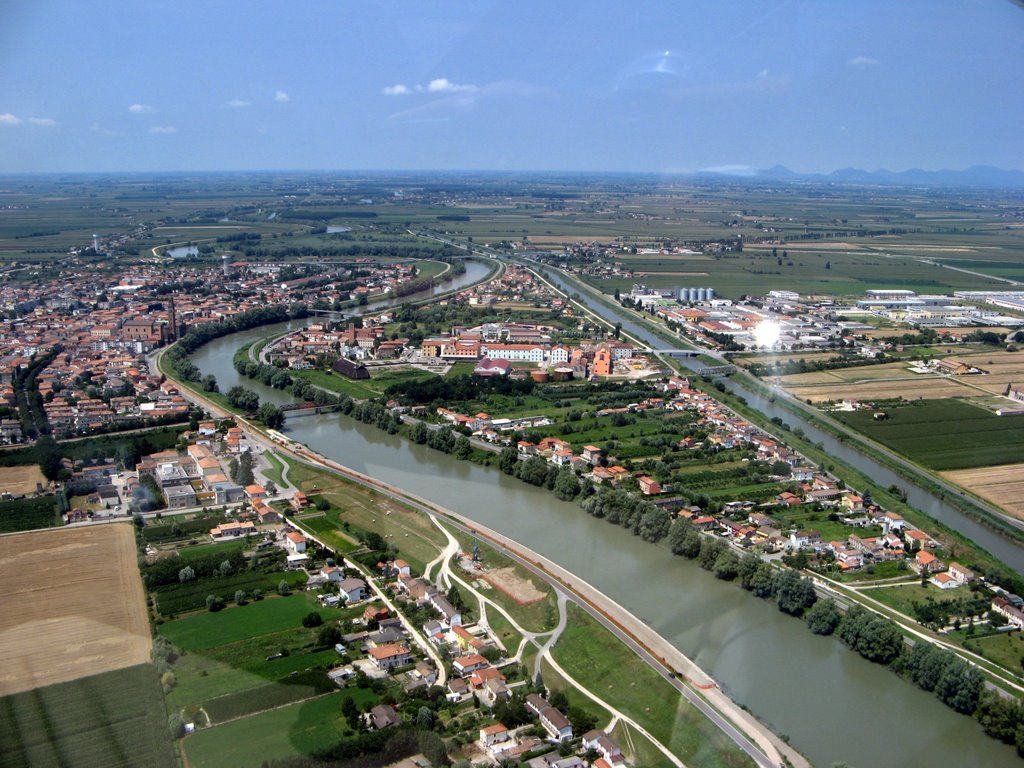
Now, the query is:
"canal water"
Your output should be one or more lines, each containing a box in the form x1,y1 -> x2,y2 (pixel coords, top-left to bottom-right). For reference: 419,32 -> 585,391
539,267 -> 1024,574
189,321 -> 1019,768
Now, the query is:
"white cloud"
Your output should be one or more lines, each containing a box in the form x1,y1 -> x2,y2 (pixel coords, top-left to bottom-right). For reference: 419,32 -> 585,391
28,117 -> 58,127
847,55 -> 879,67
149,125 -> 177,134
274,90 -> 290,103
0,113 -> 22,126
129,103 -> 155,114
382,84 -> 412,96
224,98 -> 250,108
425,78 -> 477,94
756,69 -> 769,79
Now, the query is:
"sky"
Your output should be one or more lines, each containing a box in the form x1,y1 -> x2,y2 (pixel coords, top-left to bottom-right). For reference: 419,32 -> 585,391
1,0 -> 1023,174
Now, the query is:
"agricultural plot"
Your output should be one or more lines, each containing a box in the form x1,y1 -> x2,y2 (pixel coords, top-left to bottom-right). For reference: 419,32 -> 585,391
0,464 -> 47,495
942,464 -> 1024,520
0,495 -> 59,533
0,524 -> 149,696
834,399 -> 1024,471
0,664 -> 176,768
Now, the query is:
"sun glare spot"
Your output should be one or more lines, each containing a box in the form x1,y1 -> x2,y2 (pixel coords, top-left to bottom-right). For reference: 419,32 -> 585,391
754,320 -> 780,349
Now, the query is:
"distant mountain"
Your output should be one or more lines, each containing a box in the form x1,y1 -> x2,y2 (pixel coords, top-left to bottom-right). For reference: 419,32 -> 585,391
700,164 -> 1024,189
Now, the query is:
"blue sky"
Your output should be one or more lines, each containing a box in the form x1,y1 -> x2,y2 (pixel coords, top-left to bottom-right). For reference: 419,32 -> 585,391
1,0 -> 1022,173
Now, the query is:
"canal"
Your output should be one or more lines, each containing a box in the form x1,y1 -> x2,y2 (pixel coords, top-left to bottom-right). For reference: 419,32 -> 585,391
539,266 -> 1024,574
188,321 -> 1018,768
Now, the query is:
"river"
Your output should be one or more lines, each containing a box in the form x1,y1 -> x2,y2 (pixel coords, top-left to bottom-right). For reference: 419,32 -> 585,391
537,266 -> 1024,574
188,320 -> 1018,768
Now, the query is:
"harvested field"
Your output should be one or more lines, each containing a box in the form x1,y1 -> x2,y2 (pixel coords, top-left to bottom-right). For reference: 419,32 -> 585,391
787,377 -> 974,403
0,523 -> 150,695
481,566 -> 547,604
943,464 -> 1024,520
0,465 -> 47,496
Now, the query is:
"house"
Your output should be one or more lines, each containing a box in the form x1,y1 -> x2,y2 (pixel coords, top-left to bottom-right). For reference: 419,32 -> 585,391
637,475 -> 662,495
338,577 -> 368,602
363,604 -> 390,623
244,484 -> 267,501
452,653 -> 490,676
367,643 -> 413,671
210,521 -> 256,540
905,529 -> 936,549
393,559 -> 411,576
320,565 -> 343,582
788,530 -> 822,550
447,676 -> 470,702
480,723 -> 511,751
993,597 -> 1024,629
581,730 -> 626,767
526,694 -> 573,741
256,506 -> 281,525
930,572 -> 960,590
948,562 -> 976,584
290,491 -> 309,512
369,704 -> 400,730
333,357 -> 370,380
581,445 -> 604,465
913,550 -> 945,575
284,530 -> 306,553
777,491 -> 803,507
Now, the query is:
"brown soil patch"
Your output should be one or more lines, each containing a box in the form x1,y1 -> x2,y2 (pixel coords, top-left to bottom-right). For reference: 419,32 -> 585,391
0,523 -> 150,695
0,465 -> 48,496
942,465 -> 1024,520
481,566 -> 547,605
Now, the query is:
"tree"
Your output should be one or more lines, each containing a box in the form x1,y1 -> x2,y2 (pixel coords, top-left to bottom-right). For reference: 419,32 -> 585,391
257,402 -> 285,429
934,659 -> 983,713
219,559 -> 233,576
411,421 -> 429,444
498,446 -> 518,475
168,712 -> 185,739
302,611 -> 324,628
774,570 -> 817,616
178,566 -> 195,583
226,385 -> 260,413
236,451 -> 255,486
278,580 -> 291,596
205,594 -> 223,611
697,537 -> 726,571
454,435 -> 472,460
316,497 -> 331,511
553,468 -> 580,501
264,480 -> 277,496
667,519 -> 702,558
712,549 -> 740,580
416,706 -> 435,729
317,624 -> 342,648
235,589 -> 247,605
805,598 -> 841,635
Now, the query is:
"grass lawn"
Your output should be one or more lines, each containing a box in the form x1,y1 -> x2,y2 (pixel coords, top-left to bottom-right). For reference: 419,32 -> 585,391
182,691 -> 367,768
263,450 -> 286,487
868,582 -> 970,616
552,604 -> 754,768
0,664 -> 176,768
484,609 -> 523,654
160,593 -> 346,651
176,538 -> 247,562
293,368 -> 380,400
541,657 -> 612,727
445,361 -> 478,378
294,512 -> 361,553
287,461 -> 446,573
963,630 -> 1024,673
166,652 -> 270,711
447,528 -> 557,633
612,721 -> 678,768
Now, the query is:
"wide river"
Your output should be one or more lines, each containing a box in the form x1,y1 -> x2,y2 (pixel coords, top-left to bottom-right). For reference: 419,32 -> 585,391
188,316 -> 1018,768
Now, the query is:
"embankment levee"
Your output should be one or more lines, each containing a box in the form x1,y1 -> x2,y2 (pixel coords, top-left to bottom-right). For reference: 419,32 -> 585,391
285,445 -> 802,768
155,350 -> 802,768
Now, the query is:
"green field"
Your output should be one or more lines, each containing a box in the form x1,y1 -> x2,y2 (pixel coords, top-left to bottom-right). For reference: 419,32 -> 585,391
182,691 -> 356,768
154,569 -> 308,616
552,604 -> 754,768
160,592 -> 346,651
0,495 -> 59,533
834,398 -> 1024,470
0,665 -> 176,768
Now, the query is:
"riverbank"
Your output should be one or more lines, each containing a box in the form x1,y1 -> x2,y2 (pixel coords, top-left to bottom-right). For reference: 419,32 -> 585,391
154,346 -> 801,768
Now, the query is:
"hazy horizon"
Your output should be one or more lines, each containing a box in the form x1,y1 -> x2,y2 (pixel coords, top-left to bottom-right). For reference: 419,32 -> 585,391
2,0 -> 1023,174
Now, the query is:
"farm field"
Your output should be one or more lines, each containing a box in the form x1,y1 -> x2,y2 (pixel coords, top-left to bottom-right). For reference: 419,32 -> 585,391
0,495 -> 59,533
0,464 -> 47,495
0,524 -> 149,696
833,398 -> 1024,471
0,664 -> 176,768
942,463 -> 1024,520
182,690 -> 370,768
